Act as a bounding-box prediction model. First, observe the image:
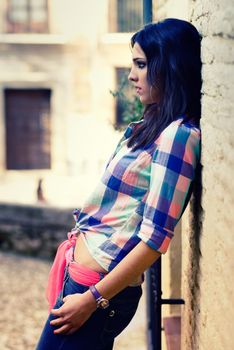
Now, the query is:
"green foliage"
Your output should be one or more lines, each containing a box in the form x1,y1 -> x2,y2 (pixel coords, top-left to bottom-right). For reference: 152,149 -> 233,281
110,73 -> 144,130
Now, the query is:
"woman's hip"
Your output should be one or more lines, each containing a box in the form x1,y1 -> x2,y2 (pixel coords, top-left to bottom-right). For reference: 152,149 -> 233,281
37,273 -> 142,350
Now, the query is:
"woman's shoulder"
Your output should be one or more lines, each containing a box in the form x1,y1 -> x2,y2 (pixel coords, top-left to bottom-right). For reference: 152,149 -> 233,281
152,118 -> 201,161
151,117 -> 201,165
159,117 -> 201,143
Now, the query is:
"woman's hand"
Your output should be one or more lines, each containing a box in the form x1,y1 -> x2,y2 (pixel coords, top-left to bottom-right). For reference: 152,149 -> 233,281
50,291 -> 97,335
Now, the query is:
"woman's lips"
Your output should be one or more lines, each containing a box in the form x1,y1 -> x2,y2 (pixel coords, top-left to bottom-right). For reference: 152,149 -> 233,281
135,87 -> 142,95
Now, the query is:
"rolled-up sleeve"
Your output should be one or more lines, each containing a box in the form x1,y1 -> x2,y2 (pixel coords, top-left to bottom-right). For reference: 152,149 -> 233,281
137,123 -> 201,254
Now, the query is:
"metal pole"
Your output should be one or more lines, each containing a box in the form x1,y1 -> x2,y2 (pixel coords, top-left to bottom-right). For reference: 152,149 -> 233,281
143,2 -> 159,349
143,0 -> 157,346
146,257 -> 162,350
143,0 -> 153,25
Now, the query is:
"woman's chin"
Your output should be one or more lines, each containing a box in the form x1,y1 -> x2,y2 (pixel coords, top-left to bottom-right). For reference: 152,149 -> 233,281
139,96 -> 148,105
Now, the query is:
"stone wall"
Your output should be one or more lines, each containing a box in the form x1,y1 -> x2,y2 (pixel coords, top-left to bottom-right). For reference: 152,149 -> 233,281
182,1 -> 234,349
153,1 -> 234,349
0,203 -> 75,259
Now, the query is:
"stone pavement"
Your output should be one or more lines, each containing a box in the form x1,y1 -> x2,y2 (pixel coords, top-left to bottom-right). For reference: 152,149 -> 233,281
0,252 -> 147,350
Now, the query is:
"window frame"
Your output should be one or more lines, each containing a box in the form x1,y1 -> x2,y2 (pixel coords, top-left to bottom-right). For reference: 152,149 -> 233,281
109,0 -> 143,33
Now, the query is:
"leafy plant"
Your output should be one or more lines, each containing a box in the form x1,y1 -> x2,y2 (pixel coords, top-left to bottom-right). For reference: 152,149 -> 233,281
110,72 -> 144,130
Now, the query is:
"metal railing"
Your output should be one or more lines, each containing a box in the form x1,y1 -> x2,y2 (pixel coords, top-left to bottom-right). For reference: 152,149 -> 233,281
146,258 -> 185,350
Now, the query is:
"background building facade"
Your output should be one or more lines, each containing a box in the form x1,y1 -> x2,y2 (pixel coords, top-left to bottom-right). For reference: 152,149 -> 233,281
0,0 -> 142,207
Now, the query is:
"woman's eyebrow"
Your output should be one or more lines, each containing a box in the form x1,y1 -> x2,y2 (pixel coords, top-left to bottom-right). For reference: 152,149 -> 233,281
132,57 -> 146,62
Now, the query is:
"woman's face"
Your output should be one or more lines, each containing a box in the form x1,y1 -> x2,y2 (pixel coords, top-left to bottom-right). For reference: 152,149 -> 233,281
128,42 -> 159,105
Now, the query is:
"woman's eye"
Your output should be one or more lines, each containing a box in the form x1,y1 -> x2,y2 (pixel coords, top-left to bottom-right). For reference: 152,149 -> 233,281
137,61 -> 146,69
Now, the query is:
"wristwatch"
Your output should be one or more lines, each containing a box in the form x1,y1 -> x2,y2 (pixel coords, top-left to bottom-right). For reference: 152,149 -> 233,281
89,285 -> 109,309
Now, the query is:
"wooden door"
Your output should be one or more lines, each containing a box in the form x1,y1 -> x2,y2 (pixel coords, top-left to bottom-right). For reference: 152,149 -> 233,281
4,88 -> 51,169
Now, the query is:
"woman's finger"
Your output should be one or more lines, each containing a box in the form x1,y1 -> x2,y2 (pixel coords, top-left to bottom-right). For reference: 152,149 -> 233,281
51,308 -> 63,316
50,317 -> 65,327
53,324 -> 71,335
63,296 -> 71,303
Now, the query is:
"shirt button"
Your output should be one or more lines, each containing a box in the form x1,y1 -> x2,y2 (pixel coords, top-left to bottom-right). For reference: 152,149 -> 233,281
109,310 -> 115,317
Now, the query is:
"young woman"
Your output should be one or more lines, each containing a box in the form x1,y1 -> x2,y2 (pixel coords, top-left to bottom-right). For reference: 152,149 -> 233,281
37,18 -> 202,349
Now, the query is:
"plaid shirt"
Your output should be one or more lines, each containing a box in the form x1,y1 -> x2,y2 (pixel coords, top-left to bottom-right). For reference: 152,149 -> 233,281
76,117 -> 201,272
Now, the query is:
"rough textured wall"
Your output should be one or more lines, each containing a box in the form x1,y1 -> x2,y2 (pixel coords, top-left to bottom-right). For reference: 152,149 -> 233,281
182,1 -> 234,349
153,1 -> 234,349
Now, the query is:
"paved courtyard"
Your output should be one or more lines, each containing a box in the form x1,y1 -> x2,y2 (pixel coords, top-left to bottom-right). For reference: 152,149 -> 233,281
0,251 -> 147,350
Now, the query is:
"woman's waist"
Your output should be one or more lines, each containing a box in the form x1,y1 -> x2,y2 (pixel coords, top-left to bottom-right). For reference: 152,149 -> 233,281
74,232 -> 108,273
73,230 -> 144,286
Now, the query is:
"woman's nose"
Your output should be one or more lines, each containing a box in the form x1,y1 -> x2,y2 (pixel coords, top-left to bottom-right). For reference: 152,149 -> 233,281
128,68 -> 137,82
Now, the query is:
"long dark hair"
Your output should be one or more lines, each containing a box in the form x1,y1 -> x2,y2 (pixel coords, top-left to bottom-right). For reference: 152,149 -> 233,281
128,18 -> 202,150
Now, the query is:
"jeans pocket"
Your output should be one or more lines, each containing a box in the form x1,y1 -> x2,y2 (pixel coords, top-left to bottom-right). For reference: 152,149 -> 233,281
100,286 -> 142,342
103,305 -> 138,339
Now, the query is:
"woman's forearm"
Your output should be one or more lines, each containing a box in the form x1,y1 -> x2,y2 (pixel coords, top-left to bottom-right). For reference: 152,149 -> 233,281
89,240 -> 161,300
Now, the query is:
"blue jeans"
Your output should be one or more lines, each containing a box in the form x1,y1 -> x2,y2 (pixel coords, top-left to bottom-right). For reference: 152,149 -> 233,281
36,271 -> 142,350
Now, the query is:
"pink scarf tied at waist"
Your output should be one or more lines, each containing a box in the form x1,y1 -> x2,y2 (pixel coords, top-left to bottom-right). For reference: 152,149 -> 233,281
46,229 -> 106,312
46,229 -> 77,311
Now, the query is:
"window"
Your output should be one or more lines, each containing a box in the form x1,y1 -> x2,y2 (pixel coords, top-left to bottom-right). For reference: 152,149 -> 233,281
115,68 -> 132,125
109,0 -> 143,33
6,0 -> 49,33
114,67 -> 144,127
4,89 -> 51,170
116,68 -> 128,125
